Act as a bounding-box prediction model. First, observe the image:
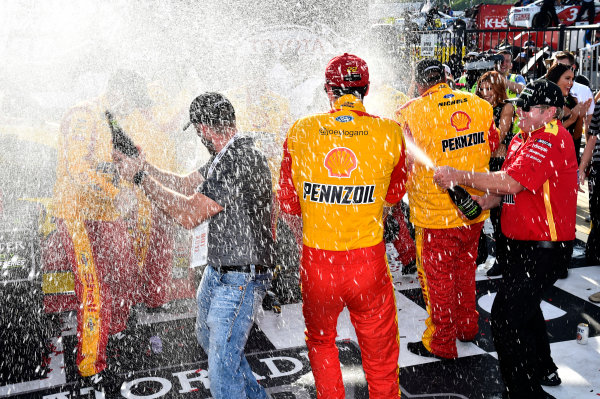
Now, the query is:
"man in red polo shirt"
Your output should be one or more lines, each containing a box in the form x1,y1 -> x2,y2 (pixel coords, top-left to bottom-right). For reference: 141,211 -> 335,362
434,79 -> 577,399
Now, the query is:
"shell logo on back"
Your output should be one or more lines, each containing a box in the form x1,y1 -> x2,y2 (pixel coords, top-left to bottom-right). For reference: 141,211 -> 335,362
324,147 -> 357,178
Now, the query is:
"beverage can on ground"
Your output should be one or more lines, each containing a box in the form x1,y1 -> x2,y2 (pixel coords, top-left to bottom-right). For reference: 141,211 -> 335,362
577,323 -> 589,345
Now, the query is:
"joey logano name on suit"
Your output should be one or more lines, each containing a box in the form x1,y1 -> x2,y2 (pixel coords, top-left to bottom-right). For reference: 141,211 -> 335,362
319,127 -> 369,137
303,182 -> 376,205
441,131 -> 485,152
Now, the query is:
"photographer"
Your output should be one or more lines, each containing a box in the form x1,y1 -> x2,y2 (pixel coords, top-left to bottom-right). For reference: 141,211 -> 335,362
457,52 -> 505,93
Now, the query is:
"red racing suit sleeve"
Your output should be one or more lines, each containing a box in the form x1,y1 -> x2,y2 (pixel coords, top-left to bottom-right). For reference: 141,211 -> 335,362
384,134 -> 408,205
277,139 -> 302,216
488,120 -> 500,153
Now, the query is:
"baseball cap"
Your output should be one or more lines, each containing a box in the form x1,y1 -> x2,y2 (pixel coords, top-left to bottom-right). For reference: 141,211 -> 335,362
325,53 -> 369,88
415,59 -> 445,86
506,79 -> 564,111
184,92 -> 235,130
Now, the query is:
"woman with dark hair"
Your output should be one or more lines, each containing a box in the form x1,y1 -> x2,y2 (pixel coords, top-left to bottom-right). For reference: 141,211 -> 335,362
546,63 -> 588,163
475,71 -> 515,276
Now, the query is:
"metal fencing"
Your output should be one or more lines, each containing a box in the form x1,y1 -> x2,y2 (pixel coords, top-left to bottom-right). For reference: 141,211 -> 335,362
400,24 -> 600,88
578,42 -> 600,89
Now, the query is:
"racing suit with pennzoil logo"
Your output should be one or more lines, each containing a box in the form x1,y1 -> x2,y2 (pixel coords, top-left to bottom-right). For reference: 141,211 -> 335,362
278,94 -> 407,399
396,83 -> 498,359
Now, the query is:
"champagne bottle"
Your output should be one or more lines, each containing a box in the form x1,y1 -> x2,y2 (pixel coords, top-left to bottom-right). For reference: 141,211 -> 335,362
447,185 -> 482,220
105,110 -> 139,157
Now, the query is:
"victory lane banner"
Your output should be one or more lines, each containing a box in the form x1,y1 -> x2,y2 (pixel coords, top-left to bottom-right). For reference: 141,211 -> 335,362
11,341 -> 369,399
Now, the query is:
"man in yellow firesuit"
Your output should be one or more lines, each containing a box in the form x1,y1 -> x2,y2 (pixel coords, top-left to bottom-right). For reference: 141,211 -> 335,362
52,69 -> 174,382
396,59 -> 498,359
365,69 -> 417,274
278,53 -> 407,398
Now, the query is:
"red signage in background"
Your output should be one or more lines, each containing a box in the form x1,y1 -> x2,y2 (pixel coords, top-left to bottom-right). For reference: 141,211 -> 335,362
475,5 -> 522,50
474,4 -> 564,51
477,4 -> 513,30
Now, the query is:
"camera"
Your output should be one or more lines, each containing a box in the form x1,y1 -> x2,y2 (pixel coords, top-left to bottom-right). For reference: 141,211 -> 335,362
463,53 -> 504,91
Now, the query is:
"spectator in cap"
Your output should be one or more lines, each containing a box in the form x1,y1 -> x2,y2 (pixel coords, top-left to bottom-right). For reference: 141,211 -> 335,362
114,92 -> 276,399
278,53 -> 407,398
434,79 -> 577,399
396,58 -> 498,360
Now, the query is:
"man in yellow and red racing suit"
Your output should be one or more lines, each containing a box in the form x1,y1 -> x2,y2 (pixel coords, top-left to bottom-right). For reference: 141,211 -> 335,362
366,83 -> 416,271
52,70 -> 173,378
278,53 -> 406,399
396,59 -> 499,360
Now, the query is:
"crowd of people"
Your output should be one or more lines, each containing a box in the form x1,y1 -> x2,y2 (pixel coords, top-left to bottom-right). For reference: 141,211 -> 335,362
46,42 -> 599,399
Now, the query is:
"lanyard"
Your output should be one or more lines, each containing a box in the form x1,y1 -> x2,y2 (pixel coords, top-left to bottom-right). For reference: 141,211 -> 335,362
206,134 -> 239,178
191,134 -> 239,268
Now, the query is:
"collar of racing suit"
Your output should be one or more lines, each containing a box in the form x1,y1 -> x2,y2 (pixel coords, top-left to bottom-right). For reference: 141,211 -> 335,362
421,82 -> 451,98
331,94 -> 366,113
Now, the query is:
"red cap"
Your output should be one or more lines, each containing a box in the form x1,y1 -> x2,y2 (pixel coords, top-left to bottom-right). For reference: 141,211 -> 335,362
325,53 -> 369,88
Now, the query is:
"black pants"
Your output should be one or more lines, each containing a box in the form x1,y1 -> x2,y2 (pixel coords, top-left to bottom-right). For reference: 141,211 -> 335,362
587,165 -> 600,265
541,4 -> 560,26
573,136 -> 582,165
576,1 -> 595,24
491,238 -> 571,398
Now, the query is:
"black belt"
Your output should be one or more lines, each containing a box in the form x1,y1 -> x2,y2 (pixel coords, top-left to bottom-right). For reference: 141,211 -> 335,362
217,265 -> 270,274
536,241 -> 569,249
506,238 -> 572,249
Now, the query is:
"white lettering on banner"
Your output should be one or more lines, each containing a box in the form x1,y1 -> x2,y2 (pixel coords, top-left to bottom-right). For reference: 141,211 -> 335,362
420,34 -> 437,57
484,17 -> 507,29
43,393 -> 70,399
251,37 -> 326,56
173,369 -> 210,393
77,388 -> 105,398
0,241 -> 26,252
121,377 -> 172,399
259,356 -> 304,378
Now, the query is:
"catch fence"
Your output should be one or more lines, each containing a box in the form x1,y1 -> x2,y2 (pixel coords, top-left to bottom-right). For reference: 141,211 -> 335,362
399,24 -> 600,88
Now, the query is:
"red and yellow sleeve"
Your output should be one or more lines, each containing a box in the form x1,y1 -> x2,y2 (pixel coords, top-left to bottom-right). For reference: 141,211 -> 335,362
488,120 -> 500,154
385,130 -> 408,205
277,139 -> 301,216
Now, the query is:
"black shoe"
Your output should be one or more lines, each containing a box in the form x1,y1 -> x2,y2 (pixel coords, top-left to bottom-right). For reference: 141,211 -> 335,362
406,341 -> 451,359
539,371 -> 561,386
403,260 -> 417,275
486,262 -> 502,277
501,390 -> 556,399
262,291 -> 282,313
557,268 -> 568,279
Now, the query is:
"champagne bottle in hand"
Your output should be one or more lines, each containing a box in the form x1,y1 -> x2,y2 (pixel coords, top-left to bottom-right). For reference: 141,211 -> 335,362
105,110 -> 139,157
447,185 -> 482,220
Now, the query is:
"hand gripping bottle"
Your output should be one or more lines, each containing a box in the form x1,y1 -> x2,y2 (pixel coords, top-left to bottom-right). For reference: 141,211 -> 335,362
447,185 -> 482,220
105,110 -> 139,157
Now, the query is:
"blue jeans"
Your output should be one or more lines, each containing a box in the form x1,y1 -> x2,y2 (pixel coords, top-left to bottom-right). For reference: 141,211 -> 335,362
196,265 -> 271,399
